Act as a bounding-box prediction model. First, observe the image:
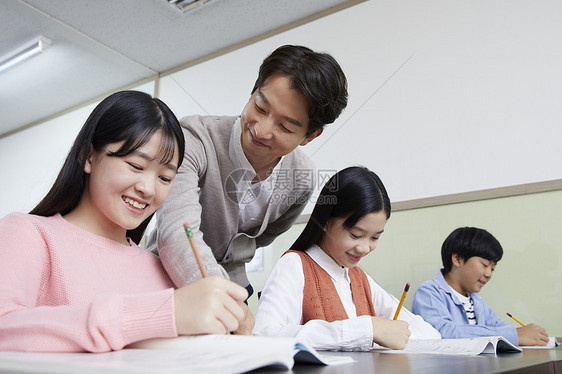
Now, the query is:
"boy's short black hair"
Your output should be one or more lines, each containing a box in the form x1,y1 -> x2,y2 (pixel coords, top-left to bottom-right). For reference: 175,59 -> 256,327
441,227 -> 503,273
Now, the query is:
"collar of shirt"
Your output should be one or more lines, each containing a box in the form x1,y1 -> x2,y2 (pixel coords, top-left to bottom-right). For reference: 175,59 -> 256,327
447,282 -> 471,304
306,244 -> 350,283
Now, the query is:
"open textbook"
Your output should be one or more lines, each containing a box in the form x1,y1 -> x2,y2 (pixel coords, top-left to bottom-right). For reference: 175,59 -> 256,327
0,335 -> 353,374
128,334 -> 354,369
373,336 -> 522,356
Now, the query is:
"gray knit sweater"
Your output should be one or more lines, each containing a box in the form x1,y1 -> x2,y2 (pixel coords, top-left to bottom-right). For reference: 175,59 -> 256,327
147,115 -> 315,288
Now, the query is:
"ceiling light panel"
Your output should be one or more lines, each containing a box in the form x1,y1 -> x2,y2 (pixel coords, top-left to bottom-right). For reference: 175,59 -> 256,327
165,0 -> 214,13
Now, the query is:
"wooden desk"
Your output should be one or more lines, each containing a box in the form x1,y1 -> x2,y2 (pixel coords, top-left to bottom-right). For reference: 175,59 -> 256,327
258,344 -> 562,374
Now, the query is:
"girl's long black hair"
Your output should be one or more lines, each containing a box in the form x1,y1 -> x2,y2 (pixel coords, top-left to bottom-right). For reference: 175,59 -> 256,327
290,166 -> 391,251
30,90 -> 185,243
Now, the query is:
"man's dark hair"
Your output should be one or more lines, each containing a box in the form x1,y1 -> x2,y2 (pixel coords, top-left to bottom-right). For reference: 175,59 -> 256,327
252,45 -> 348,135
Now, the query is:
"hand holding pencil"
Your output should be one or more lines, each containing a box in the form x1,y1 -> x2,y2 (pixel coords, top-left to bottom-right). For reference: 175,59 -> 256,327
173,276 -> 247,335
507,312 -> 550,346
371,317 -> 410,350
171,222 -> 248,335
368,282 -> 412,350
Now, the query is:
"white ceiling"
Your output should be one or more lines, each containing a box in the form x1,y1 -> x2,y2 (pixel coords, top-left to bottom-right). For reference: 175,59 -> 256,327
0,0 -> 360,137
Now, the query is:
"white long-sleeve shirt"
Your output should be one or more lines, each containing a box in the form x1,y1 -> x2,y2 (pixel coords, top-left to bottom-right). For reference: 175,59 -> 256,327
253,245 -> 441,351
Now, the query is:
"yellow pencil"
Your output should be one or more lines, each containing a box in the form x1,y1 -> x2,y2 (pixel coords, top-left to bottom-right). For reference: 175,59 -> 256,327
506,312 -> 526,327
393,282 -> 410,320
183,222 -> 208,278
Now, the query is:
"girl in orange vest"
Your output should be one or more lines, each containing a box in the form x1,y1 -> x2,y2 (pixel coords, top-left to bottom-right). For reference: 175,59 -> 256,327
253,166 -> 440,351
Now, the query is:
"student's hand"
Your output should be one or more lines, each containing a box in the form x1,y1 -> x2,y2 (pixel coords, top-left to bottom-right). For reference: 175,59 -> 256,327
173,276 -> 248,335
232,303 -> 255,335
516,323 -> 549,346
371,316 -> 411,350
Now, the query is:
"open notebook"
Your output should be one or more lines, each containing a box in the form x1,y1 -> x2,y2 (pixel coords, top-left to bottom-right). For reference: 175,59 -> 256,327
373,336 -> 522,356
0,335 -> 353,374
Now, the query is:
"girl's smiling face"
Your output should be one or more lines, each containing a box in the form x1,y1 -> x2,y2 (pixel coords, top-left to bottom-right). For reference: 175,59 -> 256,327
318,211 -> 387,268
78,131 -> 179,243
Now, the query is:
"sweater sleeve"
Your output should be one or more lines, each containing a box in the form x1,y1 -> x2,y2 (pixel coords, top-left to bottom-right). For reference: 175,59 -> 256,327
253,253 -> 373,351
0,214 -> 177,352
153,119 -> 229,288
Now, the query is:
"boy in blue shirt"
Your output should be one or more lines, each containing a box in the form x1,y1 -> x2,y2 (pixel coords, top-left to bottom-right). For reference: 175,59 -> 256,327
412,227 -> 549,346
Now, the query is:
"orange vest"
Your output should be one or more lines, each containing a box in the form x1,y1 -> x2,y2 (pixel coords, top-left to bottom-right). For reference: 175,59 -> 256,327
285,250 -> 376,324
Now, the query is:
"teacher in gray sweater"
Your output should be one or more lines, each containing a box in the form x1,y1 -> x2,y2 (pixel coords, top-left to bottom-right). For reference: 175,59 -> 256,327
147,44 -> 348,310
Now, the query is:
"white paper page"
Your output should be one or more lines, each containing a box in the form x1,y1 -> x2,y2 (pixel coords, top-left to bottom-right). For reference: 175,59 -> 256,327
0,349 -> 265,374
0,335 -> 297,374
373,337 -> 501,356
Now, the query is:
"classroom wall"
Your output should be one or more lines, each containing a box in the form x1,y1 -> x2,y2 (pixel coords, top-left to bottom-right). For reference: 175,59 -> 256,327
248,189 -> 562,336
157,0 -> 562,212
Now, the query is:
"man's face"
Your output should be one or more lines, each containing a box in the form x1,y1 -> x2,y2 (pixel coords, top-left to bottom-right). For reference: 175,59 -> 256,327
240,74 -> 321,170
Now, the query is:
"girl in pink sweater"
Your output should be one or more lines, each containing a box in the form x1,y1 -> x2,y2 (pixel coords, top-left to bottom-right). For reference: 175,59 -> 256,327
0,91 -> 247,352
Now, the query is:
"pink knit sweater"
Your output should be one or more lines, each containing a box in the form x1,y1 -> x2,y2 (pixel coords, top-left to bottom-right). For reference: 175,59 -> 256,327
0,212 -> 177,352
